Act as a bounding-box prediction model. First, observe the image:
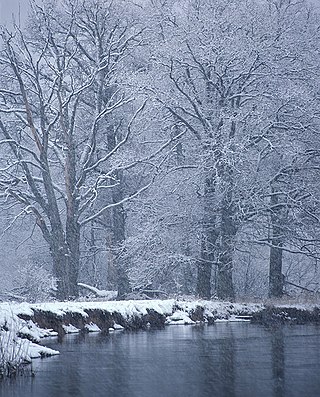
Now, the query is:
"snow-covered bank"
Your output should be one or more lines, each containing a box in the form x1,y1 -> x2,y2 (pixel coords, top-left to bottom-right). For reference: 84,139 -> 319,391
4,299 -> 264,336
0,298 -> 319,374
0,303 -> 60,377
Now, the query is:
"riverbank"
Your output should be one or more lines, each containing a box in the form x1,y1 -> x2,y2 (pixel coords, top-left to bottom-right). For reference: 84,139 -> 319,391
0,298 -> 320,375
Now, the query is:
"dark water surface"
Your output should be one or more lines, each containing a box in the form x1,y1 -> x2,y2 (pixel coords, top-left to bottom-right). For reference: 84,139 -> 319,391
1,323 -> 320,397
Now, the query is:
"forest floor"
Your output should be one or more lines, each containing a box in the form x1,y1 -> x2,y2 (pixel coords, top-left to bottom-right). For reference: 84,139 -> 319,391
0,297 -> 320,375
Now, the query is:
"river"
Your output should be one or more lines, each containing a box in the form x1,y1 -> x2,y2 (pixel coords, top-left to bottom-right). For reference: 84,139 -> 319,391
1,323 -> 320,397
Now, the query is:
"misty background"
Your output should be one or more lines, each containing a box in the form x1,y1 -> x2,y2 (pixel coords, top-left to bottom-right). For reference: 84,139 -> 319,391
0,0 -> 319,302
0,0 -> 28,25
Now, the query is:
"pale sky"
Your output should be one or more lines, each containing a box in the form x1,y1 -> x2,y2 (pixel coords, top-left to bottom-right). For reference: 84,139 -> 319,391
0,0 -> 319,26
0,0 -> 28,26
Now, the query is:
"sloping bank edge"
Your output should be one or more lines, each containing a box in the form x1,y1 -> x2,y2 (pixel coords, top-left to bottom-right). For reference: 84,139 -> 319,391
1,299 -> 320,362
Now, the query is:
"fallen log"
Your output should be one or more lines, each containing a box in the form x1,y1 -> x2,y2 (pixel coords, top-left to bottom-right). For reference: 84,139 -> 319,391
77,283 -> 117,299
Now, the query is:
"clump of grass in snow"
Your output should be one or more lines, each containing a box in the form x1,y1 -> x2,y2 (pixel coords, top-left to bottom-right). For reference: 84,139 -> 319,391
0,324 -> 30,379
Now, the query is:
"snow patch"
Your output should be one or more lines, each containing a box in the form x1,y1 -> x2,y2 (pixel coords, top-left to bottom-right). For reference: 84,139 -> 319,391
113,323 -> 124,330
85,322 -> 101,332
166,310 -> 195,325
27,342 -> 59,359
215,315 -> 251,323
108,323 -> 124,332
62,324 -> 80,334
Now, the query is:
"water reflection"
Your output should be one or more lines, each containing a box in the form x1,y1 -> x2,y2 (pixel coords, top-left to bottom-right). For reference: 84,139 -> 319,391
217,330 -> 235,397
1,324 -> 320,397
271,327 -> 285,397
194,326 -> 235,397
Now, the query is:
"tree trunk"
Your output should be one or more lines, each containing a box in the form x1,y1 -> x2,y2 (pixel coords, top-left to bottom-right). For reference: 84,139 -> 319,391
49,175 -> 80,301
105,125 -> 131,298
269,240 -> 284,297
217,236 -> 235,300
50,228 -> 80,301
269,188 -> 285,298
51,240 -> 70,300
66,220 -> 80,298
197,170 -> 218,298
216,190 -> 236,300
112,170 -> 131,298
197,246 -> 213,299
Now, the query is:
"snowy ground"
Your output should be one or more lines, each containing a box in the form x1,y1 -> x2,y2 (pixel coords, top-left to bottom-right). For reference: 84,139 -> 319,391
0,298 -> 318,368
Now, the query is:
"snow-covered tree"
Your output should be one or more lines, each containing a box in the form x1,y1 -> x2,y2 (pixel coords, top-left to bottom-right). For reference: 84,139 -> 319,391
143,0 -> 320,299
0,0 -> 172,299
